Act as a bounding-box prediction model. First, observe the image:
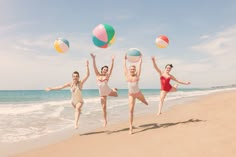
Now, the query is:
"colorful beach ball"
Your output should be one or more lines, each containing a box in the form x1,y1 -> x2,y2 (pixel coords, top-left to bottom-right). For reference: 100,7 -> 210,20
92,24 -> 115,48
54,38 -> 70,53
126,48 -> 142,63
155,35 -> 169,48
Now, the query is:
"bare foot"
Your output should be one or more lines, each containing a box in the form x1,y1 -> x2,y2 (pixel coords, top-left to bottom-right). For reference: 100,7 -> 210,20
174,84 -> 179,88
129,126 -> 133,135
74,123 -> 79,129
156,112 -> 162,116
129,130 -> 133,135
103,120 -> 107,127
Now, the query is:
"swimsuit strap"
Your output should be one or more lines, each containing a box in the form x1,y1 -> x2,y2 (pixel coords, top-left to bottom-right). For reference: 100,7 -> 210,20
71,82 -> 81,92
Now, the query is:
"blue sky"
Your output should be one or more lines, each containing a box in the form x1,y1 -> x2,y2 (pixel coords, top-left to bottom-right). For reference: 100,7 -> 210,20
0,0 -> 236,90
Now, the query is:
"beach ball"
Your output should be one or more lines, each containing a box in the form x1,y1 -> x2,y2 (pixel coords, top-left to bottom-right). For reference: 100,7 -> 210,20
155,35 -> 169,48
126,48 -> 142,63
54,38 -> 70,53
92,24 -> 115,48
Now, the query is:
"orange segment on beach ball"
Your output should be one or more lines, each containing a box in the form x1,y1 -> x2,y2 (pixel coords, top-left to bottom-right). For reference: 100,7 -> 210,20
54,38 -> 70,53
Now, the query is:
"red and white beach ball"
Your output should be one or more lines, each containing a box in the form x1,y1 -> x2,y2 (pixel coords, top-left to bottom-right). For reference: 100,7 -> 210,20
155,35 -> 169,48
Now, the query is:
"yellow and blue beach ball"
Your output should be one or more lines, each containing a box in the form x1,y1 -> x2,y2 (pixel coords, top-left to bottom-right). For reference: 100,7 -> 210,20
54,38 -> 70,53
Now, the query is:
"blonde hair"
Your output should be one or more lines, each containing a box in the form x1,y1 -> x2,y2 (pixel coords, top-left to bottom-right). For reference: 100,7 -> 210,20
129,65 -> 136,69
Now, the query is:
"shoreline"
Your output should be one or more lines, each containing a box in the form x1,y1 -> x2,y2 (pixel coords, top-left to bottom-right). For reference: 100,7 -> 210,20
3,89 -> 236,157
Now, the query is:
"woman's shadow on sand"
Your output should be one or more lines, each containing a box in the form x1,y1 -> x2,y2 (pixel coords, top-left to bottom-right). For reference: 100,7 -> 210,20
81,118 -> 205,136
132,118 -> 204,135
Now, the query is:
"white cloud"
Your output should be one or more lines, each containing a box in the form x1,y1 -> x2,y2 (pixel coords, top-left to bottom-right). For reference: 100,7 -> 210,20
189,25 -> 236,87
0,22 -> 35,33
192,25 -> 236,56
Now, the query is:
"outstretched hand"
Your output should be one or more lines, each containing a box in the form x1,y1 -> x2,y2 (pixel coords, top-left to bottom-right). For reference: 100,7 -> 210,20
90,53 -> 96,59
139,56 -> 142,63
186,82 -> 191,85
151,56 -> 156,61
111,55 -> 115,61
124,54 -> 127,60
85,60 -> 89,66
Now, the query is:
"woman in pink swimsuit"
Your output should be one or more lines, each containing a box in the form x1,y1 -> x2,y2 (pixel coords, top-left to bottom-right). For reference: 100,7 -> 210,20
46,61 -> 90,129
90,53 -> 118,127
151,57 -> 191,116
124,55 -> 148,134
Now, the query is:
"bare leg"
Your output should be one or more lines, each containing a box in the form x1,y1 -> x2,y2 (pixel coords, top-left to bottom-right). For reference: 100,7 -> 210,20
137,92 -> 148,105
170,84 -> 178,92
100,96 -> 107,127
109,88 -> 118,97
75,102 -> 83,129
129,96 -> 135,134
71,103 -> 76,109
157,90 -> 167,116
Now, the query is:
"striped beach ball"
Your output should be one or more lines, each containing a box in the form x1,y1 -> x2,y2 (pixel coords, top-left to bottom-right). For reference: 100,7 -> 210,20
126,48 -> 142,63
92,24 -> 115,48
54,38 -> 70,53
155,35 -> 169,48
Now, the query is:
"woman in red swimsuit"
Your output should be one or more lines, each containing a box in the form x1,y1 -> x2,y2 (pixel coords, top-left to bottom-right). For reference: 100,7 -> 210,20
151,57 -> 191,115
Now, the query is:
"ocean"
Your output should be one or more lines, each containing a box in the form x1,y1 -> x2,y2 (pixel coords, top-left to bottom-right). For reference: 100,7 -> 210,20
0,87 -> 235,144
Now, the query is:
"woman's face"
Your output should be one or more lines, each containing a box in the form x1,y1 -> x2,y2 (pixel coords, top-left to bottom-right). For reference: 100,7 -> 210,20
72,74 -> 79,81
165,65 -> 172,73
129,66 -> 136,75
101,67 -> 108,75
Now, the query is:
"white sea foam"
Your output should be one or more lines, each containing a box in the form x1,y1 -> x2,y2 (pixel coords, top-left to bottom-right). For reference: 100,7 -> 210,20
46,106 -> 64,118
0,105 -> 44,115
0,87 -> 235,143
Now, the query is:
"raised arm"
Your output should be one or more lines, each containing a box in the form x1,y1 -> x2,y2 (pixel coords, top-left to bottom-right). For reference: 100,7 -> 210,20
45,82 -> 71,91
80,60 -> 90,85
151,56 -> 162,76
90,53 -> 100,76
170,75 -> 191,85
124,55 -> 128,77
108,55 -> 115,77
136,56 -> 142,77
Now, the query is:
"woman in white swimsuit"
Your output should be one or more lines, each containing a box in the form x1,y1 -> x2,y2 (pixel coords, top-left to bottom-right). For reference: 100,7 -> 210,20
90,53 -> 118,127
124,55 -> 148,134
45,60 -> 90,129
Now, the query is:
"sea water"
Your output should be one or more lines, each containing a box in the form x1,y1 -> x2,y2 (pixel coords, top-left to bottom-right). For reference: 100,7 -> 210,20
0,87 -> 235,144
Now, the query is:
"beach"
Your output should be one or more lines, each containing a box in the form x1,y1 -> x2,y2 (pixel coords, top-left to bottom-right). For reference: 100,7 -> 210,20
10,89 -> 236,157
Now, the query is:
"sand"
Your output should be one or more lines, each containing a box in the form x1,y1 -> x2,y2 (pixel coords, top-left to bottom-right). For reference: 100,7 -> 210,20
12,90 -> 236,157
